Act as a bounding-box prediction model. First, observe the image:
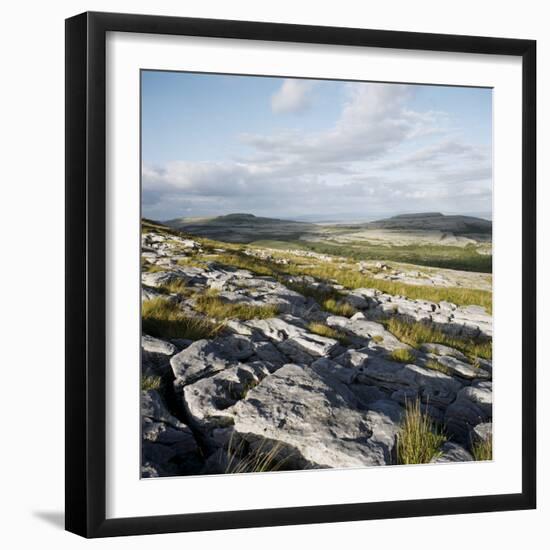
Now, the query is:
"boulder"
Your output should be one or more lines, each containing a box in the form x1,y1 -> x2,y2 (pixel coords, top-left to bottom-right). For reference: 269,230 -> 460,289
432,442 -> 474,463
326,316 -> 403,349
183,362 -> 271,433
419,343 -> 468,362
230,364 -> 403,468
444,381 -> 492,443
472,422 -> 492,444
170,335 -> 254,389
141,389 -> 201,476
142,335 -> 177,377
436,355 -> 491,380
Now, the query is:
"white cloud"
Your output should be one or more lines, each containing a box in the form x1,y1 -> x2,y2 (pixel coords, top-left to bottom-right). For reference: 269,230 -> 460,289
271,79 -> 313,114
143,81 -> 492,220
251,83 -> 436,165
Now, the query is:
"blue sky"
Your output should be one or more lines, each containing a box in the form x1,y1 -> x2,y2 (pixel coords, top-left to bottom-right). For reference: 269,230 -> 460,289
142,71 -> 492,221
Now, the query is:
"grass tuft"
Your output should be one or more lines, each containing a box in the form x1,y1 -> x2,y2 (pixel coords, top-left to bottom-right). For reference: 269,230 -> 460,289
142,263 -> 166,273
471,438 -> 493,461
321,298 -> 357,317
142,297 -> 223,340
383,317 -> 492,360
141,375 -> 162,391
193,289 -> 279,321
389,348 -> 416,363
397,399 -> 446,464
224,436 -> 291,474
158,278 -> 193,296
307,322 -> 350,344
424,359 -> 451,375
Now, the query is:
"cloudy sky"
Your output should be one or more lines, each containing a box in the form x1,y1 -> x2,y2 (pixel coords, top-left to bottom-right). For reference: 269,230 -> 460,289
141,71 -> 492,222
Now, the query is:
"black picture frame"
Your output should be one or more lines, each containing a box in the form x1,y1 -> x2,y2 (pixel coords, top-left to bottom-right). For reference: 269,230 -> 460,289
65,11 -> 537,538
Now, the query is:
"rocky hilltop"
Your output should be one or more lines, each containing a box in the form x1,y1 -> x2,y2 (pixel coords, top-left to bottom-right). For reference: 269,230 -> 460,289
141,220 -> 493,477
164,213 -> 317,243
365,212 -> 492,236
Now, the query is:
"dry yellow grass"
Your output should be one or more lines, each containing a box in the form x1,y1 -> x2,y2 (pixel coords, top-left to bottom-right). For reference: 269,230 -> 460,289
397,399 -> 446,464
383,317 -> 492,360
213,250 -> 492,312
389,348 -> 416,363
424,359 -> 452,375
471,438 -> 493,461
141,375 -> 162,391
142,297 -> 222,340
308,322 -> 350,344
193,289 -> 279,321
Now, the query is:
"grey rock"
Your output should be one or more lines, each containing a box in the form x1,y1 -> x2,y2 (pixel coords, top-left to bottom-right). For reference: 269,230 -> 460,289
472,422 -> 492,443
344,293 -> 370,310
142,335 -> 177,377
437,355 -> 491,380
444,381 -> 492,443
142,335 -> 177,356
230,364 -> 403,468
432,442 -> 474,463
183,362 -> 270,433
419,343 -> 468,362
326,316 -> 403,349
141,390 -> 201,475
170,335 -> 254,388
250,341 -> 288,370
334,349 -> 370,369
141,389 -> 183,428
276,340 -> 315,365
348,384 -> 387,407
358,359 -> 463,408
311,357 -> 358,385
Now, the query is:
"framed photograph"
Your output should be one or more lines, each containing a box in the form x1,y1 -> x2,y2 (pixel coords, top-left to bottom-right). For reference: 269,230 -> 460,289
65,11 -> 536,538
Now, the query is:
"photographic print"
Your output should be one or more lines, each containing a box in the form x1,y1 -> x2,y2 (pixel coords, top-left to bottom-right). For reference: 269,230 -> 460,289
140,71 -> 493,478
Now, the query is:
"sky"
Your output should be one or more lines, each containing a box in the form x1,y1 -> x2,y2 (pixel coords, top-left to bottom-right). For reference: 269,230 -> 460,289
141,71 -> 492,222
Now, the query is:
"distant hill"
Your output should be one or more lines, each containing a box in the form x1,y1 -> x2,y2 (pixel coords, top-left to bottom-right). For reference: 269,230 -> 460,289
164,213 -> 316,243
365,212 -> 492,236
162,211 -> 492,244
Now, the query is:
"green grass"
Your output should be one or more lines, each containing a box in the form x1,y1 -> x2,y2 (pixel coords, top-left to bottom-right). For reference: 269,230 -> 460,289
471,438 -> 492,461
212,250 -> 492,312
157,278 -> 193,296
141,375 -> 162,391
250,238 -> 491,273
424,359 -> 451,375
193,289 -> 279,321
321,298 -> 357,318
176,257 -> 208,268
141,262 -> 166,273
383,317 -> 492,360
300,263 -> 492,313
307,322 -> 350,344
397,399 -> 446,465
142,297 -> 223,340
389,348 -> 416,363
143,221 -> 492,312
302,240 -> 491,273
371,335 -> 384,344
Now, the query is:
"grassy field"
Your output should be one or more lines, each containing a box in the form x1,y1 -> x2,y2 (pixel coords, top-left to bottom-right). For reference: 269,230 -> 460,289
251,239 -> 492,273
213,250 -> 492,312
142,219 -> 492,312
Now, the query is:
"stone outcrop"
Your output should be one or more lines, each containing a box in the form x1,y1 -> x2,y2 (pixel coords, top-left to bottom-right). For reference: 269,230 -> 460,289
140,227 -> 493,476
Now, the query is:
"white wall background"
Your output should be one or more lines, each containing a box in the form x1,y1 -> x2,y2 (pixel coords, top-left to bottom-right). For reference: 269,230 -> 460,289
0,0 -> 546,546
